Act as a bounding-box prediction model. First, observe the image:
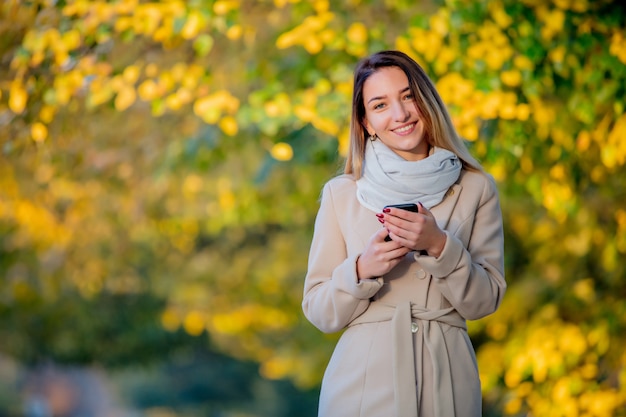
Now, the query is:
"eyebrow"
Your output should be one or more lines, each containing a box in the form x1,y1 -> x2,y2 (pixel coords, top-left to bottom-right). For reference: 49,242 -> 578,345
366,86 -> 411,104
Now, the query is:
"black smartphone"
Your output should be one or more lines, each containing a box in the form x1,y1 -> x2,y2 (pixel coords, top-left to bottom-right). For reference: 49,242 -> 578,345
383,203 -> 418,241
384,203 -> 418,212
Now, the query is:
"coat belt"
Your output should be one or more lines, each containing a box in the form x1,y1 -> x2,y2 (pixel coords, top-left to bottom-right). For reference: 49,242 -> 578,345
349,301 -> 467,417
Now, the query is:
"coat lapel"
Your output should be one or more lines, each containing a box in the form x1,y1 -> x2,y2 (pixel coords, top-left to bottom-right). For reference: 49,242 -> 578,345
430,183 -> 462,231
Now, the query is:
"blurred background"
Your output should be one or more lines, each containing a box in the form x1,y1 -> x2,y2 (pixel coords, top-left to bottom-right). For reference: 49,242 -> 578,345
1,0 -> 625,415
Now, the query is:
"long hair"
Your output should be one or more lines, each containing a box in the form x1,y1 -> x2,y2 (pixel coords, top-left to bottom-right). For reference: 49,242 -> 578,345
344,50 -> 482,178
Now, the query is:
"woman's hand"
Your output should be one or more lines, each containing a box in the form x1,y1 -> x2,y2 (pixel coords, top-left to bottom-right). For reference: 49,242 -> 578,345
380,203 -> 447,258
356,228 -> 411,281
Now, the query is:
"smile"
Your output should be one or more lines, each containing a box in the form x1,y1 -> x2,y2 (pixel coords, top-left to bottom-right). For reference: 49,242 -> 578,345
393,123 -> 416,135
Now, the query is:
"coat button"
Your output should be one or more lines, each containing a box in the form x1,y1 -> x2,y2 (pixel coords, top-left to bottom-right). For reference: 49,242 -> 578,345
411,322 -> 419,333
415,269 -> 427,279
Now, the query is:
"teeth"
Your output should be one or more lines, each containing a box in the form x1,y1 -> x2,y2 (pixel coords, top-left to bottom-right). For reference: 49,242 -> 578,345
395,124 -> 414,134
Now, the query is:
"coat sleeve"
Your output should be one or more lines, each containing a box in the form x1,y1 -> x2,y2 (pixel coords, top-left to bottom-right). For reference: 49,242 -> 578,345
302,181 -> 383,333
418,174 -> 506,320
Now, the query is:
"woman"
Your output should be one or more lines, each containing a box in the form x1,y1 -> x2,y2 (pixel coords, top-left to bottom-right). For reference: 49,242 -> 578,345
302,50 -> 506,417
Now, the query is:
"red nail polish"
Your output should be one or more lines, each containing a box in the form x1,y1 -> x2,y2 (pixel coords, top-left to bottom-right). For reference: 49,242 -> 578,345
383,208 -> 390,213
375,213 -> 384,218
377,218 -> 384,224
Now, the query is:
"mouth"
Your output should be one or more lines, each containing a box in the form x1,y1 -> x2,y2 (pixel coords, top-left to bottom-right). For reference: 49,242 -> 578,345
393,122 -> 416,135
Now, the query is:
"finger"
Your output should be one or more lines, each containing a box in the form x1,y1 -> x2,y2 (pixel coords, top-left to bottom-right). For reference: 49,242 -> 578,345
375,227 -> 391,242
418,202 -> 432,218
389,207 -> 417,220
390,247 -> 411,260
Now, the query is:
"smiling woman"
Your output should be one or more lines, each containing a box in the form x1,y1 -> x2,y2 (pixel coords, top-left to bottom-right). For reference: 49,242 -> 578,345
302,50 -> 507,417
362,67 -> 428,161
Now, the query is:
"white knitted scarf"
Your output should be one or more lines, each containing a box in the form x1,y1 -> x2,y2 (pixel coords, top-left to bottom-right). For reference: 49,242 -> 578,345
356,139 -> 462,212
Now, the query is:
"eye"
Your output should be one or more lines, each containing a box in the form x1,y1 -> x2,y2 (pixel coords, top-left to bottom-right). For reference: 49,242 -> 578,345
373,102 -> 386,110
403,93 -> 414,101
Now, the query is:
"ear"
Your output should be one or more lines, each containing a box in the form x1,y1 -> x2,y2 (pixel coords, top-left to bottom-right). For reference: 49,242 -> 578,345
362,119 -> 375,137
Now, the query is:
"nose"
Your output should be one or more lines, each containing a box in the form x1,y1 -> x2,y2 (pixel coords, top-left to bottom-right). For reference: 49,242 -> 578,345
392,100 -> 410,122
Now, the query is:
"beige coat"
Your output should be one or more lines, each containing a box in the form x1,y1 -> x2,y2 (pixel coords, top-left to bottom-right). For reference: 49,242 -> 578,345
302,169 -> 506,417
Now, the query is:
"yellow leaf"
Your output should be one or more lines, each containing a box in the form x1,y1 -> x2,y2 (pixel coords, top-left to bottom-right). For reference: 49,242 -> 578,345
270,142 -> 293,161
294,105 -> 315,122
486,46 -> 513,70
606,114 -> 626,167
516,103 -> 530,121
573,278 -> 595,303
312,116 -> 339,135
488,161 -> 507,182
87,79 -> 114,108
550,164 -> 567,181
22,30 -> 45,52
347,22 -> 367,44
576,130 -> 591,151
122,65 -> 141,84
219,116 -> 238,136
501,70 -> 522,87
460,123 -> 479,141
490,3 -> 513,28
134,4 -> 162,35
114,16 -> 133,33
226,25 -> 242,40
31,122 -> 48,143
194,91 -> 232,123
429,10 -> 449,36
39,105 -> 56,123
499,103 -> 517,120
504,398 -> 522,415
138,79 -> 160,101
181,10 -> 204,39
549,45 -> 566,64
480,92 -> 501,119
111,0 -> 133,15
303,34 -> 323,54
609,32 -> 626,64
165,93 -> 183,110
183,311 -> 206,336
43,28 -> 61,48
9,79 -> 27,114
61,29 -> 81,50
514,55 -> 534,70
198,107 -> 221,124
114,86 -> 136,111
276,30 -> 298,49
213,0 -> 239,15
212,312 -> 243,334
314,0 -> 329,13
520,156 -> 533,174
264,92 -> 292,118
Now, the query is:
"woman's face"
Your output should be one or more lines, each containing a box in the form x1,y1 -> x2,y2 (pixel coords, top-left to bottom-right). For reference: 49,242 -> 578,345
361,66 -> 429,161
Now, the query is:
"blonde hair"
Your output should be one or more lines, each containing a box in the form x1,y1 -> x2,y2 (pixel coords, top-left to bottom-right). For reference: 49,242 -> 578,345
344,50 -> 482,179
